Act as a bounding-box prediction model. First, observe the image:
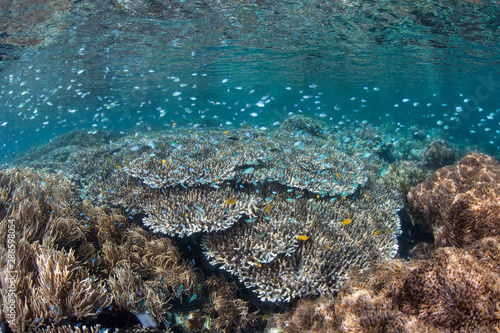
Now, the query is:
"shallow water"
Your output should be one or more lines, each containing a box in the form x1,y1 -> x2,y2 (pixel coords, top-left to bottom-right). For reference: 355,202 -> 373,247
0,1 -> 500,332
1,0 -> 499,161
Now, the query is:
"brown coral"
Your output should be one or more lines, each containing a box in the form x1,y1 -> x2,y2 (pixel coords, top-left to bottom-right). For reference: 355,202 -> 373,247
269,237 -> 500,333
0,241 -> 111,332
397,242 -> 500,332
408,152 -> 500,247
102,227 -> 201,299
204,276 -> 258,333
419,139 -> 456,170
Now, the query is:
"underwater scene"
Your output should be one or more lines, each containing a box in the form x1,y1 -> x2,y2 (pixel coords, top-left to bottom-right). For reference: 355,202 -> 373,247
1,0 -> 500,332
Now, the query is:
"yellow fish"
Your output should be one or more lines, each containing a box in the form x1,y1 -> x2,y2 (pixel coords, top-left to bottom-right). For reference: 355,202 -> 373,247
297,235 -> 309,241
225,198 -> 236,205
374,230 -> 381,235
161,159 -> 167,164
265,204 -> 271,213
223,130 -> 229,134
342,219 -> 352,225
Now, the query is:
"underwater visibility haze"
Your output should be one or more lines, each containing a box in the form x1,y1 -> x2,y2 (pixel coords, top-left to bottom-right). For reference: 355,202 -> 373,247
1,0 -> 500,332
1,0 -> 499,157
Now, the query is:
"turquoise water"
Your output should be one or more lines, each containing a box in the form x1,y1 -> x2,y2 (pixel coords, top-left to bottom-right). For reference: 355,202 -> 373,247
1,0 -> 499,161
1,1 -> 500,331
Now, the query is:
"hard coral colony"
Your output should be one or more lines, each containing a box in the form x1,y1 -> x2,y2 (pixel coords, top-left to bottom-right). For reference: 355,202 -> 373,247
0,122 -> 404,331
3,121 -> 499,332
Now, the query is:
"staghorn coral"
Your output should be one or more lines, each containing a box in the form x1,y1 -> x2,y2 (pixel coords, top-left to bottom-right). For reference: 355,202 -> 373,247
408,152 -> 500,247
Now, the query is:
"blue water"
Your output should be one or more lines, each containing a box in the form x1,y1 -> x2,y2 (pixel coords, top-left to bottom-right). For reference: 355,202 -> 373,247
1,0 -> 499,161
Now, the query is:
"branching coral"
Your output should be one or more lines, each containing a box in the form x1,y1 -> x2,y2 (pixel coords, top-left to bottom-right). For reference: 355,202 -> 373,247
203,177 -> 402,302
408,152 -> 500,247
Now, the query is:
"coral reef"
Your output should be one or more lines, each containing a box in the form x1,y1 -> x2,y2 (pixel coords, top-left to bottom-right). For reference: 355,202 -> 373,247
14,127 -> 400,303
0,124 -> 408,330
397,239 -> 500,332
0,167 -> 200,332
107,261 -> 170,327
203,176 -> 402,302
0,241 -> 111,332
279,115 -> 324,135
268,236 -> 500,333
0,167 -> 78,244
80,128 -> 401,302
382,160 -> 427,201
102,227 -> 201,301
419,139 -> 456,170
204,276 -> 258,333
408,152 -> 500,247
